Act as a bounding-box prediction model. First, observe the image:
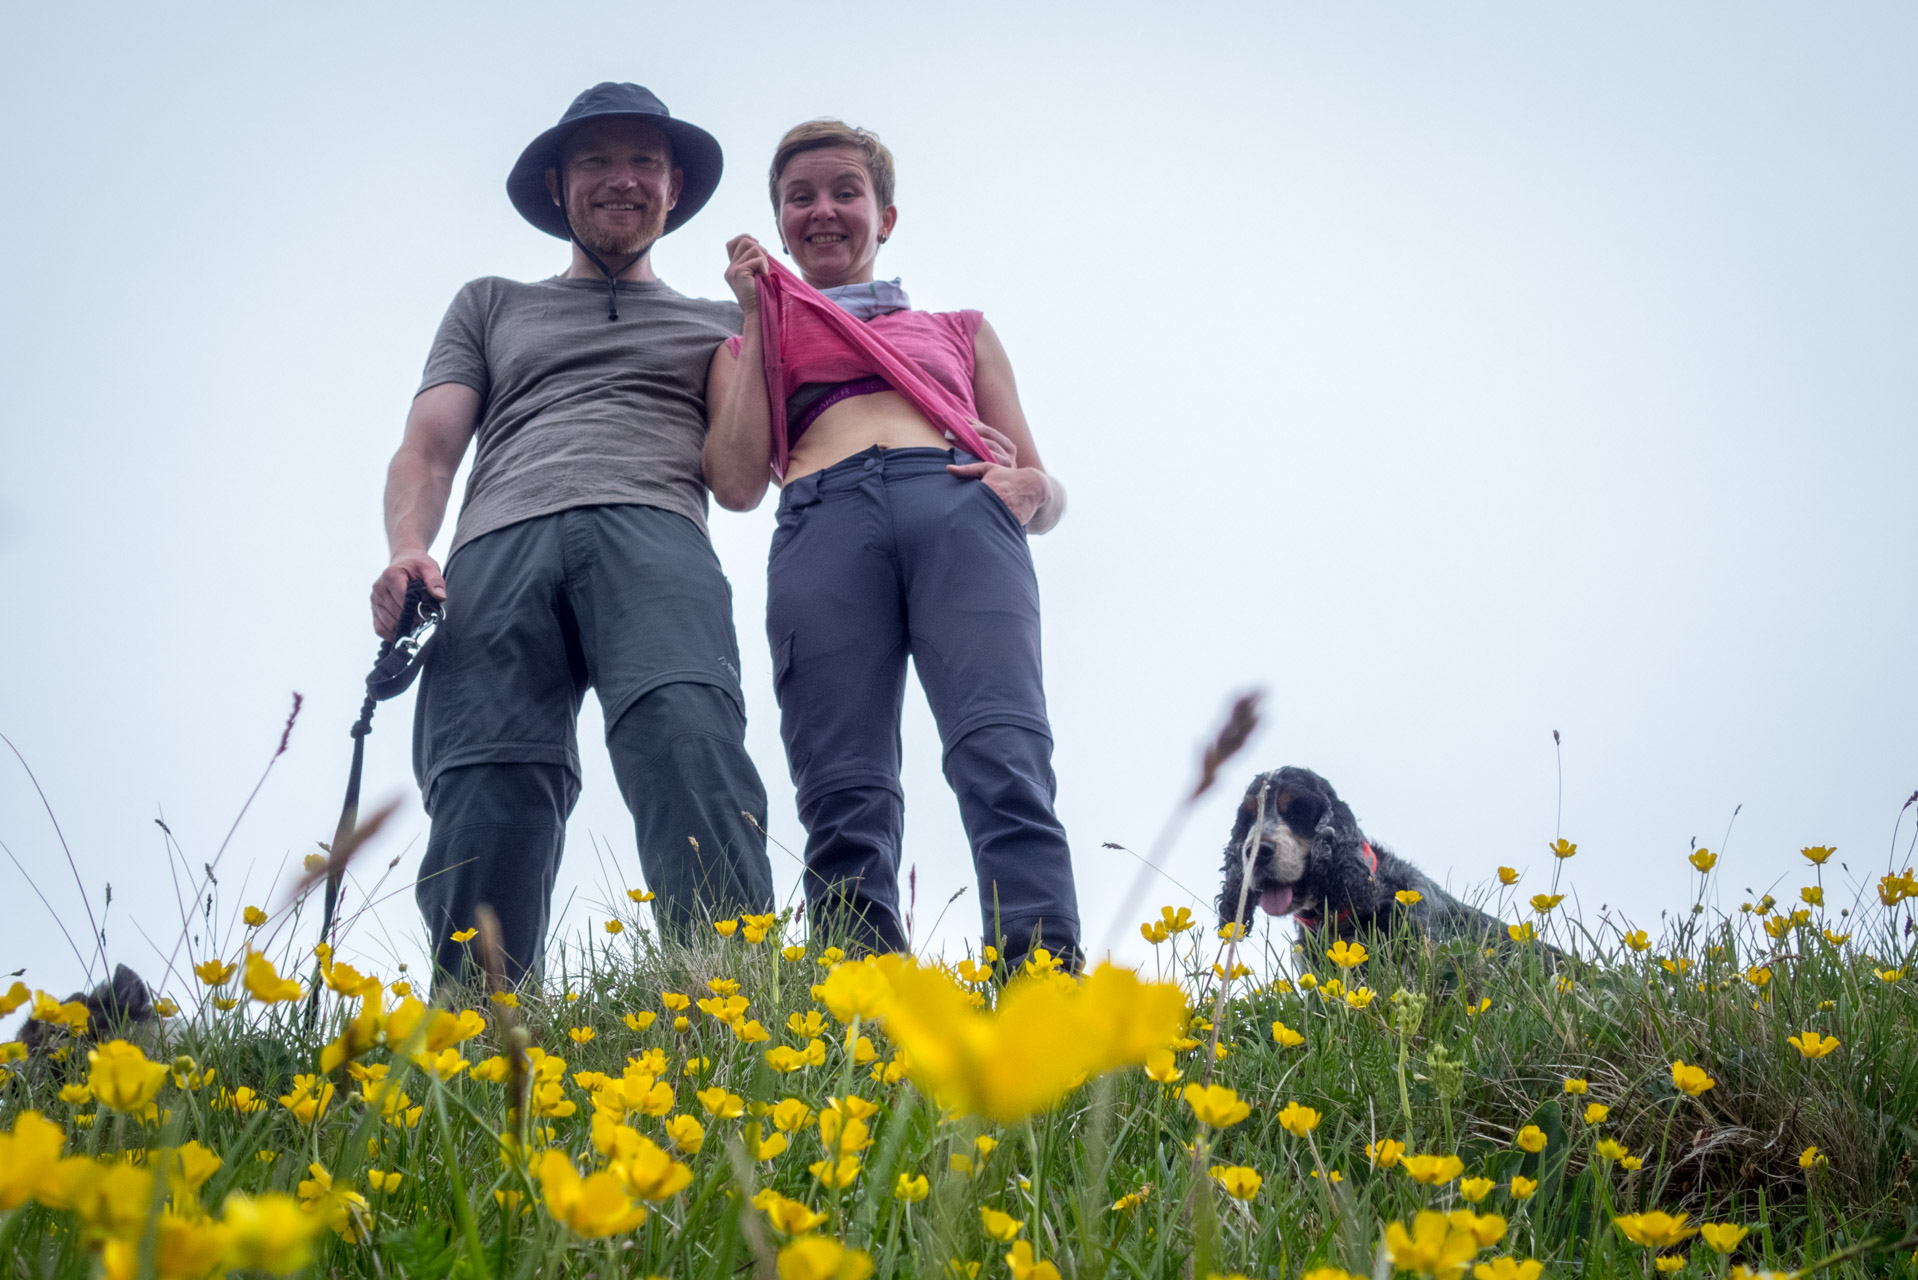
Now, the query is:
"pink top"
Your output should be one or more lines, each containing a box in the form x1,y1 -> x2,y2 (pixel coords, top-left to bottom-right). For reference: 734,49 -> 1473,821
724,259 -> 993,479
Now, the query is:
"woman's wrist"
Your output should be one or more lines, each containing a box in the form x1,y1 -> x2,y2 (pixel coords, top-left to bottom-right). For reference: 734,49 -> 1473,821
1030,472 -> 1066,533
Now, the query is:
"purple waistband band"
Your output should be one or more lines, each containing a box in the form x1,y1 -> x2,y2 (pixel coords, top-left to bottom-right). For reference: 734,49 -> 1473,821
789,375 -> 893,447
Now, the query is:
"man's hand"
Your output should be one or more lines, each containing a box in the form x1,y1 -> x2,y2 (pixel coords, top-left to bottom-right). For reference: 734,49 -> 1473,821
724,235 -> 772,316
371,554 -> 446,641
946,461 -> 1051,527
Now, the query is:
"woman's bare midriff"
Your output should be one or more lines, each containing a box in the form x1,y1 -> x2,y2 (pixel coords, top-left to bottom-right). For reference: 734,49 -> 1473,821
784,390 -> 952,483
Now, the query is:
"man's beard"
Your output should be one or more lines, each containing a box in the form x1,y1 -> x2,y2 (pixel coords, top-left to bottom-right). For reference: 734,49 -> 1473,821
566,188 -> 668,263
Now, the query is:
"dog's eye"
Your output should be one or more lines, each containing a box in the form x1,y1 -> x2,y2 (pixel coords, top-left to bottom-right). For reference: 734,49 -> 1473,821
1278,789 -> 1325,829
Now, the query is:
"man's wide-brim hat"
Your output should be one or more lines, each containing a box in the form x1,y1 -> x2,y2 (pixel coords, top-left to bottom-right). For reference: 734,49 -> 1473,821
507,82 -> 722,239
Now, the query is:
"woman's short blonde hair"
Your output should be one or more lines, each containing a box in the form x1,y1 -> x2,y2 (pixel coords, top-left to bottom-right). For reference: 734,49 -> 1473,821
769,119 -> 895,211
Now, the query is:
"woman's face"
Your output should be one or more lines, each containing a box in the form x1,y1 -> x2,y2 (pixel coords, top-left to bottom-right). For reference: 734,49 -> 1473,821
778,145 -> 897,287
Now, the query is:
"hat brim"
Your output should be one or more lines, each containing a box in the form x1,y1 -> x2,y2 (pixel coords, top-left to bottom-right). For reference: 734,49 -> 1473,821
506,113 -> 722,239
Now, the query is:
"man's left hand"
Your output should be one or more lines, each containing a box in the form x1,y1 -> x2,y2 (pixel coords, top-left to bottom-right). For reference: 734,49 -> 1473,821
946,460 -> 1050,526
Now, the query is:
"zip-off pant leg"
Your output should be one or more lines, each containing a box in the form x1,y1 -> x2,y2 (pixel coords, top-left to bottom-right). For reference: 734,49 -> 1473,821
607,681 -> 775,943
416,761 -> 578,987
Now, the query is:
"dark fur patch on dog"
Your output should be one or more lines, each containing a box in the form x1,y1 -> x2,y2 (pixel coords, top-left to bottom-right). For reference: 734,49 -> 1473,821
1216,767 -> 1506,948
16,964 -> 160,1058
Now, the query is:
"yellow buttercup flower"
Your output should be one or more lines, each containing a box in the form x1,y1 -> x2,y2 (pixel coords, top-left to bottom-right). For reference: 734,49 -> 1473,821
1384,1210 -> 1482,1280
1670,1060 -> 1716,1097
777,1236 -> 874,1280
627,887 -> 656,902
0,1111 -> 66,1211
1497,867 -> 1520,886
1699,1224 -> 1749,1254
1143,1048 -> 1183,1083
1688,849 -> 1717,873
980,1206 -> 1025,1240
1514,1125 -> 1547,1154
367,1169 -> 403,1193
697,1086 -> 746,1118
1448,1211 -> 1507,1248
242,905 -> 268,928
1509,1176 -> 1538,1200
1184,1083 -> 1252,1129
1473,1260 -> 1544,1280
1277,1101 -> 1321,1137
1615,1212 -> 1699,1249
1797,1146 -> 1827,1169
1140,921 -> 1171,945
753,1188 -> 829,1234
450,928 -> 477,943
242,952 -> 302,1003
1367,1138 -> 1407,1169
1583,1103 -> 1609,1125
535,1149 -> 647,1237
1654,1257 -> 1687,1274
1529,894 -> 1564,914
1623,930 -> 1651,952
1801,845 -> 1835,865
894,1172 -> 930,1203
1397,889 -> 1424,905
1272,1020 -> 1305,1048
1799,885 -> 1823,907
1875,968 -> 1906,985
1402,1153 -> 1466,1186
220,1190 -> 322,1272
1563,1077 -> 1589,1095
1209,1165 -> 1262,1199
1595,1138 -> 1630,1162
1327,940 -> 1368,969
193,959 -> 237,986
1004,1241 -> 1062,1280
1507,923 -> 1536,944
1112,1186 -> 1151,1211
1458,1177 -> 1495,1204
1787,1031 -> 1839,1059
86,1040 -> 169,1113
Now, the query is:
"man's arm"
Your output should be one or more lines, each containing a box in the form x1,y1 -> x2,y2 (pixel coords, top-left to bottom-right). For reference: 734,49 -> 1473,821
370,382 -> 480,639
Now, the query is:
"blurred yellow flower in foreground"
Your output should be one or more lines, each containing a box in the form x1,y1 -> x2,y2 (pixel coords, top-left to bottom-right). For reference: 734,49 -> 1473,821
1384,1210 -> 1482,1279
777,1236 -> 873,1280
86,1041 -> 168,1113
878,961 -> 1185,1124
243,953 -> 301,1004
221,1191 -> 322,1272
1474,1260 -> 1542,1280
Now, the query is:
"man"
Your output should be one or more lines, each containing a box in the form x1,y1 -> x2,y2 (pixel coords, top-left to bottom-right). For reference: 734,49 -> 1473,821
371,83 -> 774,985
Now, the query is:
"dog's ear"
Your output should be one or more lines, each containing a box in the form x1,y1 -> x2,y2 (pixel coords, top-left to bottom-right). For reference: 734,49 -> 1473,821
1274,783 -> 1328,836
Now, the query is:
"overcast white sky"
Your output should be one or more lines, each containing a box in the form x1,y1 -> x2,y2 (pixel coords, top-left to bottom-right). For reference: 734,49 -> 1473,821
3,3 -> 1913,1010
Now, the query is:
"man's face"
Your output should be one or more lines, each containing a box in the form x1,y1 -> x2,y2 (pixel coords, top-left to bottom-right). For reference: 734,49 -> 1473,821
547,119 -> 682,259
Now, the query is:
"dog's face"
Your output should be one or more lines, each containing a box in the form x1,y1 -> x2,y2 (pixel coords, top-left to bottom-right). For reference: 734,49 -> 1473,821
1221,766 -> 1361,922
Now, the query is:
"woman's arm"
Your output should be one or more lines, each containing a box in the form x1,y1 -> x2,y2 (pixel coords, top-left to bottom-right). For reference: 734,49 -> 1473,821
702,236 -> 777,512
952,318 -> 1067,534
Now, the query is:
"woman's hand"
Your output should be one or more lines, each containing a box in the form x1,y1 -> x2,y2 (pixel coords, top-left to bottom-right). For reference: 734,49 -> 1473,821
967,419 -> 1019,467
947,460 -> 1051,526
724,235 -> 772,315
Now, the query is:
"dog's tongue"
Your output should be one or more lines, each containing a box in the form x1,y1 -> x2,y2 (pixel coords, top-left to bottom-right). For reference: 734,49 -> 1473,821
1259,885 -> 1294,916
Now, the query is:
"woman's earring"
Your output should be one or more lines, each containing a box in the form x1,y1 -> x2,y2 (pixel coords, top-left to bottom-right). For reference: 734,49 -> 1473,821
878,234 -> 889,244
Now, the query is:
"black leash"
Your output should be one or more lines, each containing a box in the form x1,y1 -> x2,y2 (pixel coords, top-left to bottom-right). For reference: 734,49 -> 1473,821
305,578 -> 441,1027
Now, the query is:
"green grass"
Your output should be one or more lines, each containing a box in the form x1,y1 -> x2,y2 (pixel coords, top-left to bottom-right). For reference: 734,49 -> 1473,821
4,851 -> 1917,1280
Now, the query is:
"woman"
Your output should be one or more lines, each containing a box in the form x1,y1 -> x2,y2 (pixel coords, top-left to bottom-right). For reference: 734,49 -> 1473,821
704,119 -> 1078,969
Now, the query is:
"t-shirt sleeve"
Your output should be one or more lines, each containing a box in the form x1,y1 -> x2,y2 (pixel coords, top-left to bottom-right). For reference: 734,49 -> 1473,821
417,281 -> 491,400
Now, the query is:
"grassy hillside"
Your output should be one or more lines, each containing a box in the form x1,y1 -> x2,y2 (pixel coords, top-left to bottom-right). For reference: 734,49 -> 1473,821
2,837 -> 1915,1280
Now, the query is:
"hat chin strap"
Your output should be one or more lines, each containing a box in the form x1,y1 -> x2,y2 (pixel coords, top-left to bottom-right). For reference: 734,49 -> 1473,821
560,201 -> 650,321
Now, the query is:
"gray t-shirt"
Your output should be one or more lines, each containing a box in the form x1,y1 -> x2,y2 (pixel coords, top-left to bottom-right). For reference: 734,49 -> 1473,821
418,276 -> 743,556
